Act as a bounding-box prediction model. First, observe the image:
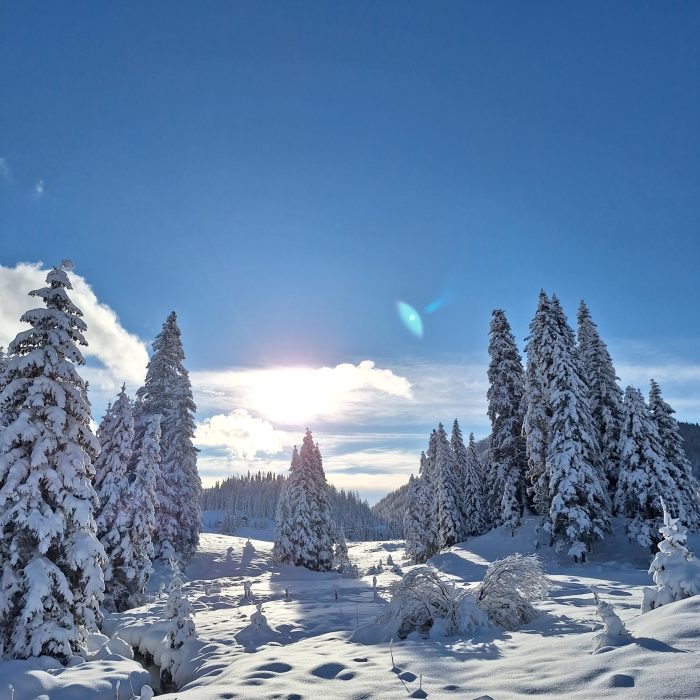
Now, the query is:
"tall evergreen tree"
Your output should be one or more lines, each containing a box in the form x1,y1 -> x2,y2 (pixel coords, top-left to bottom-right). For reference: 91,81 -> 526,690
300,431 -> 335,570
433,423 -> 463,549
487,309 -> 527,530
544,296 -> 610,559
128,413 -> 162,605
577,301 -> 624,491
272,464 -> 294,564
615,386 -> 680,550
452,422 -> 484,536
523,292 -> 555,515
0,265 -> 104,661
648,379 -> 700,529
417,449 -> 439,557
94,386 -> 137,612
403,474 -> 427,564
274,431 -> 335,571
136,312 -> 201,561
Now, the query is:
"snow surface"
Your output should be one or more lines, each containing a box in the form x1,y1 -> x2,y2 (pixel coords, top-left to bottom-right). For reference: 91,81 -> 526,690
2,517 -> 700,699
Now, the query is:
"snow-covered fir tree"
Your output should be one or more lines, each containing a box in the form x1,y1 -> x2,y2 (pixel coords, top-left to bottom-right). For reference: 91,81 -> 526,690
272,463 -> 294,564
450,420 -> 469,536
403,474 -> 427,564
136,311 -> 201,561
433,423 -> 463,549
127,413 -> 162,606
615,386 -> 680,550
458,427 -> 486,536
641,499 -> 700,612
418,444 -> 440,557
0,265 -> 104,661
94,386 -> 137,612
306,436 -> 336,569
648,379 -> 700,529
487,309 -> 527,531
577,301 -> 624,492
544,296 -> 610,560
523,291 -> 555,515
273,431 -> 335,571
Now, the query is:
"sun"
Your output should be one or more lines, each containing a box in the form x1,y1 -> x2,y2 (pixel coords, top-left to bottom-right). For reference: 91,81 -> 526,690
247,367 -> 335,426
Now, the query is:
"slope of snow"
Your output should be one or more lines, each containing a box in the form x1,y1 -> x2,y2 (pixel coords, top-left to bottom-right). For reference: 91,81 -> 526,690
2,518 -> 699,699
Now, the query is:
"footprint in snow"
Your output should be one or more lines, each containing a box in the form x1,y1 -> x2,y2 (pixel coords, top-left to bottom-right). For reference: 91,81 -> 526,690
256,662 -> 292,673
311,662 -> 347,679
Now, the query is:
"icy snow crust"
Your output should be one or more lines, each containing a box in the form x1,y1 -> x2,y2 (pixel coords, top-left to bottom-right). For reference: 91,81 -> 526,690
2,518 -> 700,699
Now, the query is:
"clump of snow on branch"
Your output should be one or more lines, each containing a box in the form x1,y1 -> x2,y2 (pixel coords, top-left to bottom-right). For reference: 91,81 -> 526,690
641,500 -> 700,613
353,554 -> 548,643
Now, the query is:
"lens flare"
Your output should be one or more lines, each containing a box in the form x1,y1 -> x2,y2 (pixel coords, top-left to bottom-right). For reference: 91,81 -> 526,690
396,301 -> 423,338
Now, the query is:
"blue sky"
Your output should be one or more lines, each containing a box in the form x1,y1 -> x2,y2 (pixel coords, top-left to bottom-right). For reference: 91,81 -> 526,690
1,2 -> 699,501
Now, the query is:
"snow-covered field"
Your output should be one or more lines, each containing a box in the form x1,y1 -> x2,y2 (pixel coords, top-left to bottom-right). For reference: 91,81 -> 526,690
3,519 -> 700,699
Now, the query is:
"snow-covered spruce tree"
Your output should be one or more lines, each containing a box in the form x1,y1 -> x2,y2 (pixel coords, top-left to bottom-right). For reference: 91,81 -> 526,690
274,432 -> 335,571
126,413 -> 162,607
487,309 -> 527,532
421,432 -> 440,556
136,312 -> 201,562
641,499 -> 700,612
403,474 -> 428,564
648,379 -> 700,529
453,424 -> 485,536
615,386 -> 682,550
277,445 -> 316,568
94,386 -> 137,612
434,423 -> 463,549
304,435 -> 336,570
450,419 -> 470,536
0,265 -> 104,661
458,428 -> 486,536
272,471 -> 294,563
577,301 -> 624,492
523,291 -> 555,516
543,296 -> 610,560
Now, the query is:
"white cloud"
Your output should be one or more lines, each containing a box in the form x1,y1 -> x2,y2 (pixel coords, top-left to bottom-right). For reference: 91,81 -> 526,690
0,262 -> 148,404
195,409 -> 295,459
617,361 -> 700,387
192,360 -> 412,425
33,179 -> 44,197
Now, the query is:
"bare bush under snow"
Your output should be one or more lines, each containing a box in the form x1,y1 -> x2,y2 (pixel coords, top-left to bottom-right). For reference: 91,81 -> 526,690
352,554 -> 549,643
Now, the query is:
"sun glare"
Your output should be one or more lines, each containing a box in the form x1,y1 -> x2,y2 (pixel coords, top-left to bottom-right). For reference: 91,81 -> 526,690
247,367 -> 335,425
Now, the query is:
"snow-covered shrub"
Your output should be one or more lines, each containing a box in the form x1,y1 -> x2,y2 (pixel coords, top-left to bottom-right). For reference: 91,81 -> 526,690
591,590 -> 630,652
641,501 -> 700,613
368,567 -> 465,640
473,554 -> 549,630
243,539 -> 255,557
353,553 -> 548,644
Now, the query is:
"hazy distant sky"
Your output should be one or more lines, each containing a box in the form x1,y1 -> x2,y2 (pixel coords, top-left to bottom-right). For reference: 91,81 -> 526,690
2,2 -> 699,501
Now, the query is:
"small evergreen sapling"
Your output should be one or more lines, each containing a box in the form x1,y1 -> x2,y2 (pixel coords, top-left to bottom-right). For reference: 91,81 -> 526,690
641,500 -> 700,612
